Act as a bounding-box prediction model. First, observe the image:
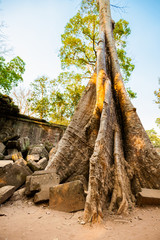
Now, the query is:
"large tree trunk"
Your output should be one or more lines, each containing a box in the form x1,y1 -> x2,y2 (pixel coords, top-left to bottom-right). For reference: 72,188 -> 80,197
46,0 -> 160,223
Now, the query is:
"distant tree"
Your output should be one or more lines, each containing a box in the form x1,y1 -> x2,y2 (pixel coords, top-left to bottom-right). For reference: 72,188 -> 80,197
11,86 -> 33,115
27,76 -> 50,119
146,129 -> 160,148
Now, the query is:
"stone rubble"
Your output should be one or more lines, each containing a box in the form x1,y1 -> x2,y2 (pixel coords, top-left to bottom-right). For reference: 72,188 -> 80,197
0,133 -> 53,204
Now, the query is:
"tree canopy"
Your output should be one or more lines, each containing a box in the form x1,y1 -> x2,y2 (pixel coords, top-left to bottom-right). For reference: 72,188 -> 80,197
59,0 -> 135,97
0,22 -> 25,94
0,56 -> 25,94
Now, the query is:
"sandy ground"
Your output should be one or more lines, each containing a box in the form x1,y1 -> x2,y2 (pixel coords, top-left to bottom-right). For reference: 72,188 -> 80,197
0,196 -> 160,240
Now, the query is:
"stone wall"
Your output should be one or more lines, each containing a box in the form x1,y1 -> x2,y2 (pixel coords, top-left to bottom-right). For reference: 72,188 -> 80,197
0,95 -> 66,146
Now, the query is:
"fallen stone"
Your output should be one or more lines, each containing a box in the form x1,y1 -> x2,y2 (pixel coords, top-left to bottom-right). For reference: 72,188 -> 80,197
27,154 -> 40,162
12,152 -> 23,161
28,144 -> 49,160
25,170 -> 60,203
7,148 -> 18,155
0,162 -> 32,189
137,188 -> 160,205
27,159 -> 42,172
0,160 -> 13,168
34,189 -> 50,203
49,180 -> 86,212
0,185 -> 16,204
10,187 -> 25,201
37,157 -> 48,170
15,159 -> 27,166
0,142 -> 5,154
0,153 -> 4,160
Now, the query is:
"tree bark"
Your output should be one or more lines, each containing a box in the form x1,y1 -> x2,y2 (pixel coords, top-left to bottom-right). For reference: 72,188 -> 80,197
46,0 -> 160,223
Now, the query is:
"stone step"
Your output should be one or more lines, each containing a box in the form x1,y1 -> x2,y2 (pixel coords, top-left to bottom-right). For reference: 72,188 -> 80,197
137,188 -> 160,205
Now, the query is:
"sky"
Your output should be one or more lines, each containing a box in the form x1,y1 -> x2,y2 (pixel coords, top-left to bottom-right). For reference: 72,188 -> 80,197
0,0 -> 160,133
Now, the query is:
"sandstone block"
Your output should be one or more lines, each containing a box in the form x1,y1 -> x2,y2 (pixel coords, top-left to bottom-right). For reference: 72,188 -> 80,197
28,144 -> 48,160
15,159 -> 27,166
0,185 -> 16,204
0,162 -> 32,189
137,188 -> 160,205
27,154 -> 40,162
49,180 -> 86,212
25,170 -> 60,203
0,160 -> 13,168
27,159 -> 41,172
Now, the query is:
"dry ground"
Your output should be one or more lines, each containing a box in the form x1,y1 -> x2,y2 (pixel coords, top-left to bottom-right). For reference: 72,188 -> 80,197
0,196 -> 160,240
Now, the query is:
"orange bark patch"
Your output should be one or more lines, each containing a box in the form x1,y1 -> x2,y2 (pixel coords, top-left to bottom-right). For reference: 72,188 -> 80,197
96,70 -> 106,112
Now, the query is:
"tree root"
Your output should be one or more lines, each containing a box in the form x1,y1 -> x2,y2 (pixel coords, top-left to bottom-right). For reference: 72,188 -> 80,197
109,128 -> 134,214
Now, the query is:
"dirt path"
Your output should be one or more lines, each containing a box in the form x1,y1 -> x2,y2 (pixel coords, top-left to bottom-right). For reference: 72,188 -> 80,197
0,198 -> 160,240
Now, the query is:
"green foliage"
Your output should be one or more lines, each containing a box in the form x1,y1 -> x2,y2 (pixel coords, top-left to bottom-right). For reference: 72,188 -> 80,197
59,0 -> 135,98
27,0 -> 136,124
114,19 -> 135,84
50,72 -> 85,124
0,56 -> 25,93
154,78 -> 160,107
153,78 -> 160,128
28,76 -> 50,119
146,129 -> 160,148
27,73 -> 85,124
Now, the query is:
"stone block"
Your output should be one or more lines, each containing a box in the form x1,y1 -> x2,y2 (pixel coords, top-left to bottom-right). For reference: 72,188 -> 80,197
27,159 -> 41,172
12,152 -> 23,161
49,180 -> 86,212
10,187 -> 25,201
28,144 -> 49,160
137,188 -> 160,205
0,185 -> 16,204
27,154 -> 40,162
0,142 -> 5,154
0,160 -> 13,168
25,170 -> 60,203
0,162 -> 32,189
15,159 -> 27,166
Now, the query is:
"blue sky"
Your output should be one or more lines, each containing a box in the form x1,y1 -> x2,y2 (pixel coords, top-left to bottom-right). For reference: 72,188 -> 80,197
0,0 -> 160,133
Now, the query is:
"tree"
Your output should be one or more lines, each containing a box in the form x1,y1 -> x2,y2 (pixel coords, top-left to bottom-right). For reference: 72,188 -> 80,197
153,78 -> 160,129
49,72 -> 85,125
0,56 -> 25,93
27,76 -> 50,119
146,129 -> 160,148
59,0 -> 136,98
46,0 -> 160,223
11,86 -> 33,116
